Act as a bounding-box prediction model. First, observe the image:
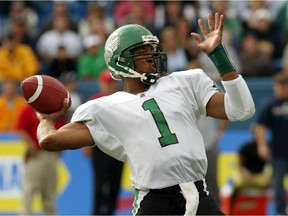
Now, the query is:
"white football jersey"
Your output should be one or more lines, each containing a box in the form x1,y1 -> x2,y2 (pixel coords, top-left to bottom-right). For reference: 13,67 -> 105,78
71,69 -> 220,190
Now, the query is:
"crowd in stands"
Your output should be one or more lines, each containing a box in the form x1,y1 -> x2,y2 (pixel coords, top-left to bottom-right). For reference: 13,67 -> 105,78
0,0 -> 287,84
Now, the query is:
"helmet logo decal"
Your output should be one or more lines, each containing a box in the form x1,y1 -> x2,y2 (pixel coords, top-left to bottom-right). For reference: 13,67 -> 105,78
142,35 -> 159,43
105,32 -> 120,64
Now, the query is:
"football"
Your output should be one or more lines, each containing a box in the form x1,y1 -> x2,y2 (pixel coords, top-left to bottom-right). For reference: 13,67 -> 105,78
21,75 -> 71,114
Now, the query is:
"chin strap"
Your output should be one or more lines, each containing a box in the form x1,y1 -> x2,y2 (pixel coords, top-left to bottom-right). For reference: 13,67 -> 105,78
141,73 -> 159,84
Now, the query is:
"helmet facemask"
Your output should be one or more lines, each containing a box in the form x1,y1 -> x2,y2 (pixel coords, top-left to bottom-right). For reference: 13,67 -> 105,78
117,43 -> 167,84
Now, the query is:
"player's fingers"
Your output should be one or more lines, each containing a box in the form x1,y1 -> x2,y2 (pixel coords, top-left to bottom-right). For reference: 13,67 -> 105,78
63,98 -> 70,108
191,33 -> 202,44
198,18 -> 208,36
208,13 -> 214,32
58,98 -> 69,115
218,14 -> 224,32
36,112 -> 44,121
214,13 -> 219,29
36,112 -> 53,122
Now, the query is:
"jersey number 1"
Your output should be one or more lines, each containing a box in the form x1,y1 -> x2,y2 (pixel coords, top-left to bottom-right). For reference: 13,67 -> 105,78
142,98 -> 178,147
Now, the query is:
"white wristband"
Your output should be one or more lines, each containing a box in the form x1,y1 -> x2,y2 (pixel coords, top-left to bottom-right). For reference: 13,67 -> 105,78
222,75 -> 255,121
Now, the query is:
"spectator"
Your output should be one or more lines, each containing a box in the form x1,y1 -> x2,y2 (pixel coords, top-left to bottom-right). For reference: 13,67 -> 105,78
182,1 -> 201,33
17,104 -> 64,215
235,132 -> 270,190
78,3 -> 115,40
275,1 -> 288,45
175,16 -> 200,69
246,8 -> 283,70
87,16 -> 109,48
49,46 -> 77,79
239,0 -> 269,31
119,1 -> 155,34
36,16 -> 82,65
38,1 -> 78,36
255,72 -> 288,215
154,1 -> 183,37
8,17 -> 36,50
89,70 -> 121,100
0,79 -> 26,131
77,34 -> 107,79
83,70 -> 123,215
156,1 -> 182,27
282,43 -> 288,74
206,1 -> 243,51
31,1 -> 87,32
160,26 -> 188,72
0,33 -> 40,82
114,1 -> 155,28
222,124 -> 271,214
1,1 -> 38,40
239,32 -> 274,77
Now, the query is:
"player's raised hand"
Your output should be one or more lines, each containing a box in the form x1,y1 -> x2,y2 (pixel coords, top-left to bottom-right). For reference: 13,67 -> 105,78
191,13 -> 224,54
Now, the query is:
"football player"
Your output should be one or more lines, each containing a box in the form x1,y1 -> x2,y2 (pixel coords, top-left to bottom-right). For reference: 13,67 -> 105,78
37,13 -> 255,215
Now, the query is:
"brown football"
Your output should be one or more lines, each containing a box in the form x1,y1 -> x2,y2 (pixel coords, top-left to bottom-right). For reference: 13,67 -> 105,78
21,75 -> 71,114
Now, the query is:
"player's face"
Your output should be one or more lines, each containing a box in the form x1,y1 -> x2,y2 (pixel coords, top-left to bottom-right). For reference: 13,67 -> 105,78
131,45 -> 156,74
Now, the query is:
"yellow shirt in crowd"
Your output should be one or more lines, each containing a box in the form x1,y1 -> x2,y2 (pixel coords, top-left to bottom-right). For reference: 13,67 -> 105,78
0,44 -> 40,82
0,95 -> 26,131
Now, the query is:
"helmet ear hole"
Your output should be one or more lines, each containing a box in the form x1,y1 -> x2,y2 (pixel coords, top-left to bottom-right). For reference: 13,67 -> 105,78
117,56 -> 135,71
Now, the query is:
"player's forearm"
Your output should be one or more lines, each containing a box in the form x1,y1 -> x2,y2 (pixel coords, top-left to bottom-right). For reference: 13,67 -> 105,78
207,42 -> 255,120
222,75 -> 255,121
208,43 -> 238,80
38,120 -> 95,151
37,119 -> 58,151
